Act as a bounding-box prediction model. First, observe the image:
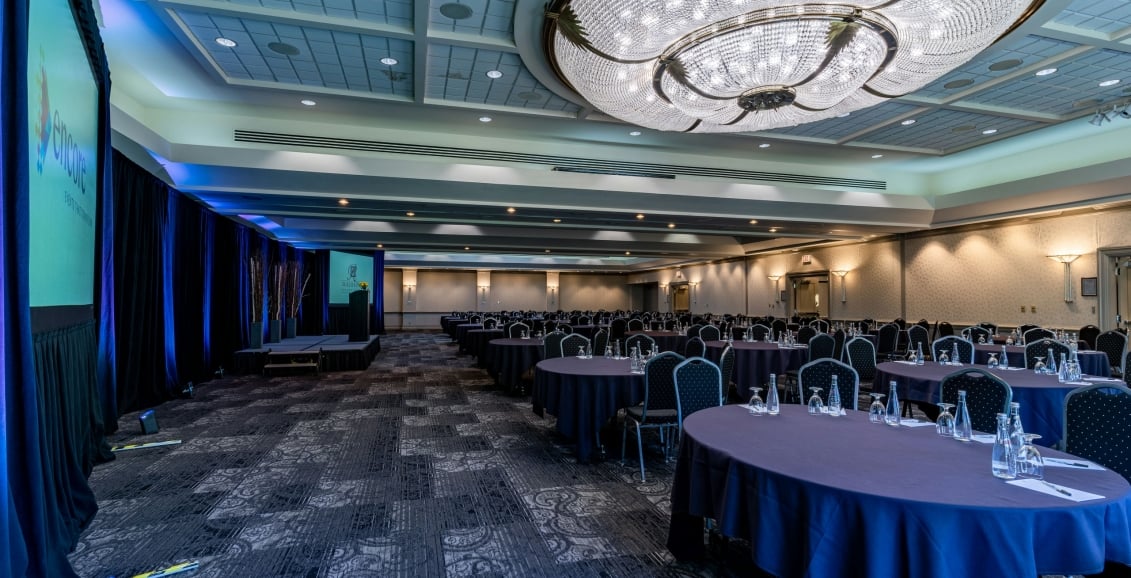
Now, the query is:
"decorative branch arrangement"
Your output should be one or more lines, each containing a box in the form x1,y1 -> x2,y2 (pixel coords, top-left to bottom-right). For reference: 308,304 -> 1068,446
247,255 -> 263,323
269,262 -> 285,321
286,262 -> 311,319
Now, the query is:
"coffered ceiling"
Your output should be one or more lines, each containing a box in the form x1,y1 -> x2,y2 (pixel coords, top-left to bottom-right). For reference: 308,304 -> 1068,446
99,0 -> 1131,270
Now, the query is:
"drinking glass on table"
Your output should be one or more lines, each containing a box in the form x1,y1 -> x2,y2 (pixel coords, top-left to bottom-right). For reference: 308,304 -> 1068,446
1016,434 -> 1044,479
807,387 -> 824,415
987,352 -> 999,369
868,393 -> 886,423
936,403 -> 955,437
1032,356 -> 1046,374
936,350 -> 949,365
747,387 -> 765,415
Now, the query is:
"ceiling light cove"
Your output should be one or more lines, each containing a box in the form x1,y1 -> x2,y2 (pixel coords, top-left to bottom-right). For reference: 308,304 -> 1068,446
545,0 -> 1039,132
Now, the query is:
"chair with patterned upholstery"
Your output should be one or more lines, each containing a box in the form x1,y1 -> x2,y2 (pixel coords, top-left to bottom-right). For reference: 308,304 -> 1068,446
978,322 -> 998,335
1023,327 -> 1055,344
609,318 -> 628,342
809,319 -> 830,333
876,323 -> 900,360
698,324 -> 722,342
770,319 -> 787,340
592,329 -> 609,357
798,358 -> 860,410
1062,384 -> 1131,482
1079,324 -> 1101,350
843,337 -> 877,390
937,322 -> 954,337
901,324 -> 930,359
719,345 -> 737,402
832,328 -> 847,361
559,333 -> 591,358
683,336 -> 707,358
673,357 -> 724,440
940,368 -> 1012,434
626,333 -> 657,355
1096,330 -> 1128,378
627,318 -> 645,331
932,336 -> 973,364
507,322 -> 530,338
542,331 -> 567,360
482,317 -> 499,329
1024,338 -> 1071,370
808,333 -> 836,360
578,315 -> 591,325
1126,352 -> 1131,387
1018,323 -> 1039,336
962,326 -> 991,344
685,324 -> 704,338
795,325 -> 817,346
621,352 -> 685,482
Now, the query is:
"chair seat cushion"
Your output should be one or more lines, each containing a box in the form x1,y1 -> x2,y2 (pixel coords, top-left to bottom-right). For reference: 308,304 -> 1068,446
625,405 -> 678,423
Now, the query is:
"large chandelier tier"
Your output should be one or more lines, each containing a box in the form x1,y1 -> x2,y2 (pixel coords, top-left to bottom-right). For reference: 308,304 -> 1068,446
545,0 -> 1045,133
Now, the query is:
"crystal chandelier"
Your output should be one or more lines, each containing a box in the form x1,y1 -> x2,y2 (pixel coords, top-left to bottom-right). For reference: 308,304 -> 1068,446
545,0 -> 1044,133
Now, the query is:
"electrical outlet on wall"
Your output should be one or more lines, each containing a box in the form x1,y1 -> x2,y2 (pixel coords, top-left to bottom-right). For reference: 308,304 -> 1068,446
1020,305 -> 1025,313
1031,306 -> 1037,314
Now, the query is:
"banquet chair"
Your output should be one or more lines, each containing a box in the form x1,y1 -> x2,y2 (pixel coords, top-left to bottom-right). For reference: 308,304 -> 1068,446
1126,351 -> 1131,387
559,333 -> 591,358
673,357 -> 724,440
940,369 -> 1012,434
963,326 -> 991,344
1018,324 -> 1040,336
592,329 -> 609,357
622,352 -> 685,482
685,324 -> 704,338
978,322 -> 998,335
698,324 -> 722,342
770,319 -> 788,340
795,325 -> 816,344
507,322 -> 529,338
482,317 -> 498,329
876,323 -> 900,360
1079,324 -> 1101,350
808,333 -> 836,360
751,324 -> 771,341
932,336 -> 973,364
719,346 -> 737,403
610,318 -> 628,342
843,337 -> 877,390
1096,330 -> 1128,378
1061,383 -> 1131,482
797,358 -> 860,410
554,323 -> 573,334
663,319 -> 676,331
832,328 -> 846,361
901,324 -> 930,359
1024,338 -> 1071,370
542,331 -> 567,360
469,314 -> 482,324
1023,327 -> 1055,344
578,315 -> 591,325
627,318 -> 645,331
730,326 -> 747,341
683,336 -> 707,358
937,322 -> 954,337
809,319 -> 830,333
626,333 -> 657,355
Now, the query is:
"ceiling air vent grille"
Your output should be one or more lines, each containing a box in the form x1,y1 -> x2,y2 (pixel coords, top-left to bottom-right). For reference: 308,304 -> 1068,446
234,129 -> 886,190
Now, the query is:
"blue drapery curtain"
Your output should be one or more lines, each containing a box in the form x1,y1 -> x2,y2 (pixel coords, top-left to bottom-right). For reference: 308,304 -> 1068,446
374,249 -> 385,334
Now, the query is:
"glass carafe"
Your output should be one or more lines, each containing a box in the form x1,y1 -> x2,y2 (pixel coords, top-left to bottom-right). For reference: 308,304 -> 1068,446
884,381 -> 901,426
992,412 -> 1017,479
766,374 -> 780,415
1000,345 -> 1010,369
827,375 -> 842,416
953,390 -> 973,442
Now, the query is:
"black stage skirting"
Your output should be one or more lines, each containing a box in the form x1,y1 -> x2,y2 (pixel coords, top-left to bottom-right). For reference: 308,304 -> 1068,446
234,334 -> 381,374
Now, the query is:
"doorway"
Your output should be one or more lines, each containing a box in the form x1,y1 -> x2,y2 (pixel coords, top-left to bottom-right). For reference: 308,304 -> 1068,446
1100,248 -> 1131,331
671,282 -> 690,313
788,274 -> 830,318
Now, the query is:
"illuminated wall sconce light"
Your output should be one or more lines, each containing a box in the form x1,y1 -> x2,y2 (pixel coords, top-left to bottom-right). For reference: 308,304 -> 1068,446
768,275 -> 782,302
832,270 -> 848,303
690,282 -> 699,304
1047,255 -> 1080,302
478,285 -> 490,305
659,283 -> 668,304
547,285 -> 558,306
404,283 -> 416,304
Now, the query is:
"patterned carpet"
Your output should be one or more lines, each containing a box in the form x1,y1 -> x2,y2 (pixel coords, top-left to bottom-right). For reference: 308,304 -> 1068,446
69,331 -> 761,578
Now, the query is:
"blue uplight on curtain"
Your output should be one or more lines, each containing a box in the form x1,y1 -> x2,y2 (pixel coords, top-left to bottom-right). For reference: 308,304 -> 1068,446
200,213 -> 214,367
162,189 -> 179,391
374,249 -> 385,334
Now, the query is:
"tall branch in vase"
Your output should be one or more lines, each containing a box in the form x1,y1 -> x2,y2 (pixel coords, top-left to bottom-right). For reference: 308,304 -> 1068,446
247,255 -> 263,323
286,261 -> 311,319
269,262 -> 285,321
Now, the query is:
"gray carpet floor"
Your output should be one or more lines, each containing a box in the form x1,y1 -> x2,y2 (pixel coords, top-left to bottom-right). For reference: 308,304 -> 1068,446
69,331 -> 762,577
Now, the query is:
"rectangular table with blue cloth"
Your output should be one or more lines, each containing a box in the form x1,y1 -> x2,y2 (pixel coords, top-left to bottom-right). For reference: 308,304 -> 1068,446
668,404 -> 1131,577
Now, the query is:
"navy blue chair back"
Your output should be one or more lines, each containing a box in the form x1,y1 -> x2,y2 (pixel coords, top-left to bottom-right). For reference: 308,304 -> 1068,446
674,357 -> 723,422
798,359 -> 860,410
941,369 -> 1012,434
1063,384 -> 1131,482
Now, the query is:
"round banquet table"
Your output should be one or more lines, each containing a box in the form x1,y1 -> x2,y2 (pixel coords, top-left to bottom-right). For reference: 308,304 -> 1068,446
625,330 -> 687,354
874,361 -> 1126,448
532,356 -> 645,463
440,316 -> 466,339
466,328 -> 504,366
486,337 -> 543,394
454,323 -> 483,352
704,340 -> 808,400
973,344 -> 1110,377
667,404 -> 1131,578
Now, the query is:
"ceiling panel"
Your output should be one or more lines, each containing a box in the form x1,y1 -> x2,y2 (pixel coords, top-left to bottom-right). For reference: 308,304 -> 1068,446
763,101 -> 922,142
962,48 -> 1131,114
913,35 -> 1083,102
429,0 -> 515,41
852,109 -> 1042,151
426,45 -> 581,111
217,0 -> 415,26
1052,0 -> 1131,36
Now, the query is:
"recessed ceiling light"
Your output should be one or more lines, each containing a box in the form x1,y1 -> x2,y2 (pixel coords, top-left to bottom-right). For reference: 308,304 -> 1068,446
758,143 -> 771,148
625,251 -> 631,255
1035,68 -> 1058,76
377,243 -> 383,248
300,99 -> 317,106
485,70 -> 503,79
901,119 -> 917,126
629,130 -> 642,136
667,223 -> 676,228
215,37 -> 237,47
982,128 -> 998,135
943,78 -> 975,89
988,58 -> 1023,71
871,154 -> 884,158
635,213 -> 645,220
479,116 -> 493,123
749,219 -> 758,224
439,2 -> 474,19
836,112 -> 851,118
769,227 -> 779,233
406,211 -> 415,217
1100,79 -> 1122,87
338,198 -> 349,206
552,218 -> 562,223
380,57 -> 398,66
464,246 -> 470,250
545,249 -> 551,253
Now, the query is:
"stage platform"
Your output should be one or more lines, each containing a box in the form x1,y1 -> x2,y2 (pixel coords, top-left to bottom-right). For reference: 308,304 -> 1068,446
234,334 -> 381,374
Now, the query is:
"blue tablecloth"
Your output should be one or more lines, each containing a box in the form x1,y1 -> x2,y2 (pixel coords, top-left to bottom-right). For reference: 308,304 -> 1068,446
668,404 -> 1131,577
874,361 -> 1126,448
532,356 -> 645,463
486,337 -> 542,394
704,341 -> 807,399
625,330 -> 687,354
454,323 -> 483,352
973,344 -> 1109,377
440,316 -> 466,338
467,328 -> 504,367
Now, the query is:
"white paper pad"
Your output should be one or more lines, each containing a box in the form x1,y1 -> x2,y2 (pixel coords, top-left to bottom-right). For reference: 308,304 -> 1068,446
1007,478 -> 1105,502
1044,457 -> 1105,471
1000,367 -> 1025,371
893,360 -> 917,365
971,434 -> 996,444
1064,381 -> 1092,386
1083,377 -> 1123,383
899,419 -> 934,427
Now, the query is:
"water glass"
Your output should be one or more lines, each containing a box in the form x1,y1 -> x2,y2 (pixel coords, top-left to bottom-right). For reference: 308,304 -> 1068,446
936,350 -> 949,365
1033,356 -> 1046,374
987,352 -> 999,369
868,393 -> 886,423
936,402 -> 955,436
807,387 -> 824,415
747,387 -> 765,415
1016,434 -> 1044,479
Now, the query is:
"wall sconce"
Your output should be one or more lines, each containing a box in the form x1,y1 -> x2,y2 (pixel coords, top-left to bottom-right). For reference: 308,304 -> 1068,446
768,275 -> 781,302
547,285 -> 558,307
832,270 -> 848,303
659,283 -> 668,304
1048,255 -> 1080,302
690,282 -> 699,304
478,285 -> 489,305
404,283 -> 416,304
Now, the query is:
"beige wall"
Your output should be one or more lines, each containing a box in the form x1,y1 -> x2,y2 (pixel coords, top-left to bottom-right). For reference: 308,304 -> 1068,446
381,206 -> 1131,330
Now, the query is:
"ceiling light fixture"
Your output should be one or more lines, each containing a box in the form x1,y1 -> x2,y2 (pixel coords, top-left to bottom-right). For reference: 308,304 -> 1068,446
300,99 -> 317,106
506,207 -> 516,214
629,130 -> 642,136
406,211 -> 415,217
545,0 -> 1038,133
871,154 -> 884,158
1035,68 -> 1057,76
337,198 -> 349,206
900,119 -> 917,126
552,218 -> 562,223
758,143 -> 771,148
486,70 -> 503,78
635,213 -> 645,220
982,128 -> 998,135
377,243 -> 384,248
625,251 -> 631,255
380,57 -> 398,66
215,37 -> 237,47
668,223 -> 676,228
749,219 -> 758,224
479,116 -> 493,122
1100,79 -> 1122,87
